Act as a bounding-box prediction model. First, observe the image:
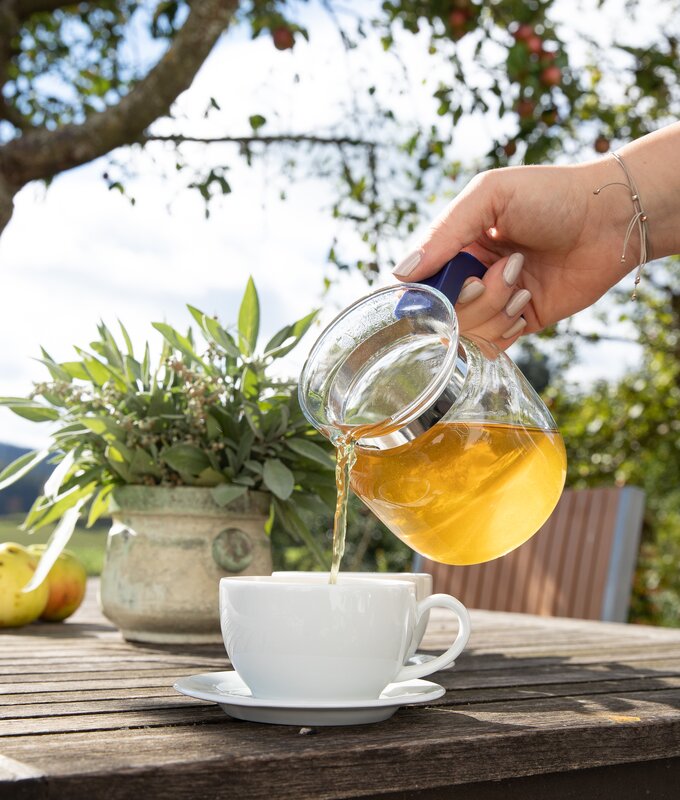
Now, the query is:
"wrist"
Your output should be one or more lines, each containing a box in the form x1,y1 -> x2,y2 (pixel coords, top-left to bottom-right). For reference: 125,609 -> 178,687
578,125 -> 680,284
618,130 -> 680,260
577,158 -> 643,284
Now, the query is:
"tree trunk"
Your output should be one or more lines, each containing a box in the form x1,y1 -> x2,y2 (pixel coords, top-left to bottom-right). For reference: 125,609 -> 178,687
0,0 -> 237,237
0,173 -> 16,236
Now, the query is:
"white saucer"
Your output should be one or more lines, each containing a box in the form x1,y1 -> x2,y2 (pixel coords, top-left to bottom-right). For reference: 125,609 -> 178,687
174,670 -> 445,726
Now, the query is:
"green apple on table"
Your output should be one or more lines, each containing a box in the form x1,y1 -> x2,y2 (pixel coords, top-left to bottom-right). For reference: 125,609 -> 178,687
0,542 -> 49,627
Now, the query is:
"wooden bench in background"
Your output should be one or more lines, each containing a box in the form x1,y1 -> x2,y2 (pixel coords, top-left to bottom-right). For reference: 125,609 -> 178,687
416,486 -> 645,622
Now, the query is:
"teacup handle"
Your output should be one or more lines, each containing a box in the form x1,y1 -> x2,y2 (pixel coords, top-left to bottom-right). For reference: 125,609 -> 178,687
394,594 -> 471,683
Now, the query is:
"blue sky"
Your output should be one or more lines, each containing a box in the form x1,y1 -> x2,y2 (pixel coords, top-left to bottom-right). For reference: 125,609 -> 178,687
0,1 -> 650,448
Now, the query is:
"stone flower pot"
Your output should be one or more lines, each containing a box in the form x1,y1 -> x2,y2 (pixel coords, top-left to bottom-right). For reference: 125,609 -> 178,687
100,486 -> 272,643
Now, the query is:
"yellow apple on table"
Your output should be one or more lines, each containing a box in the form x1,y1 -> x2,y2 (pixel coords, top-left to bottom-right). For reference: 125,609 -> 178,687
0,542 -> 49,627
27,544 -> 88,621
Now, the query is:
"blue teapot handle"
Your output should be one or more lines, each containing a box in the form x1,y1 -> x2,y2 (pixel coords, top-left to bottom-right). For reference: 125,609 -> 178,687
416,252 -> 487,305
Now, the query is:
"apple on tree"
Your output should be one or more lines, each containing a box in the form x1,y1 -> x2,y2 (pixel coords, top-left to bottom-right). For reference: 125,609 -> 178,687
272,27 -> 295,51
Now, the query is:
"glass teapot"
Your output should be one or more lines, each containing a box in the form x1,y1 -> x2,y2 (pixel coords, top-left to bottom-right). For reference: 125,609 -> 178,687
299,254 -> 566,566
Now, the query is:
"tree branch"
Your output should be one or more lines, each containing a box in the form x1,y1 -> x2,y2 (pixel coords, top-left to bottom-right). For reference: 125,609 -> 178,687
0,94 -> 30,130
0,171 -> 16,231
0,0 -> 237,188
142,133 -> 377,148
12,0 -> 80,18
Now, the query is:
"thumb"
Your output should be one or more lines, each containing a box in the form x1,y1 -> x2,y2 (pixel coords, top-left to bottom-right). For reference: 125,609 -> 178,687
392,173 -> 498,281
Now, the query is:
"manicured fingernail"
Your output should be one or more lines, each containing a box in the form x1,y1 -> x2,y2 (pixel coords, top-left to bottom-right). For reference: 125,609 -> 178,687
505,288 -> 532,317
502,317 -> 527,339
457,279 -> 486,304
392,249 -> 423,277
503,252 -> 524,286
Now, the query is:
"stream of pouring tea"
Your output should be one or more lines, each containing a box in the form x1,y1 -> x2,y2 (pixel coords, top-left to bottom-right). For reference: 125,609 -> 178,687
328,419 -> 398,584
329,432 -> 356,585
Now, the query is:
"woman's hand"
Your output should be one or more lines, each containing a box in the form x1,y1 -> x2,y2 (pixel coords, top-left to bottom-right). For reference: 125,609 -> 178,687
392,123 -> 680,349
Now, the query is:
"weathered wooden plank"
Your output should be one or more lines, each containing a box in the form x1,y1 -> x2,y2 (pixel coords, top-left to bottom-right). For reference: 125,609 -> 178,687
3,689 -> 680,800
0,674 -> 198,695
3,674 -> 680,724
0,661 -> 227,678
354,757 -> 680,800
1,705 -> 228,736
0,694 -> 209,720
0,687 -> 173,706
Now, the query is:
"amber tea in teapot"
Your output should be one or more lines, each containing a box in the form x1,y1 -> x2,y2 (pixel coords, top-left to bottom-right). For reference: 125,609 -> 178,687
351,420 -> 565,565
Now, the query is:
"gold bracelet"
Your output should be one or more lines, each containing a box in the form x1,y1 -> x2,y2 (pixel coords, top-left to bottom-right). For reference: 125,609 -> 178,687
593,152 -> 651,300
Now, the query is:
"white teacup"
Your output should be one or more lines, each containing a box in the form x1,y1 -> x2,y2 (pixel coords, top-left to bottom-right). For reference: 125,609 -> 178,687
272,571 -> 433,656
219,575 -> 470,702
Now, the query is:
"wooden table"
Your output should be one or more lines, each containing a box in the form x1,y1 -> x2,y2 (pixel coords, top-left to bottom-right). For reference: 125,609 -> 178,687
3,580 -> 680,800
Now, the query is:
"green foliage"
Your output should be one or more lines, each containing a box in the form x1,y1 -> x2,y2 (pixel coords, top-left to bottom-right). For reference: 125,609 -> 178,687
2,1 -> 677,278
0,278 -> 336,566
545,259 -> 680,626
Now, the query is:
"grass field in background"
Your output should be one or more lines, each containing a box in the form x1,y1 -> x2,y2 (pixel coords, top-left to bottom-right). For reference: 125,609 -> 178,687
0,514 -> 108,575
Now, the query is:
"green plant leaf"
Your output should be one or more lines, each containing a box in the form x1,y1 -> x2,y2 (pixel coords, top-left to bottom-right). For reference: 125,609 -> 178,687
22,500 -> 87,592
60,361 -> 90,380
161,444 -> 211,475
129,448 -> 162,478
273,497 -> 327,567
186,305 -> 240,358
205,316 -> 240,357
76,351 -> 126,389
241,366 -> 259,398
264,310 -> 319,359
95,321 -> 125,369
194,467 -> 225,486
238,277 -> 260,355
44,451 -> 76,499
152,323 -> 208,369
141,343 -> 151,387
236,428 -> 255,468
0,449 -> 50,491
105,443 -> 133,481
35,350 -> 71,381
211,484 -> 248,507
249,113 -> 267,130
118,320 -> 134,356
2,404 -> 60,422
23,482 -> 97,533
80,417 -> 123,442
285,437 -> 335,467
262,458 -> 294,500
124,355 -> 142,383
87,485 -> 113,527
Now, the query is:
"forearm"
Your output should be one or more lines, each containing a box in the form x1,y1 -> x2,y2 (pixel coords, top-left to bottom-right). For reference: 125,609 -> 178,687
619,123 -> 680,260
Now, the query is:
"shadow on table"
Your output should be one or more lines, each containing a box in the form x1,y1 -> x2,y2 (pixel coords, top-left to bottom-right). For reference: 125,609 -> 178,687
418,647 -> 680,733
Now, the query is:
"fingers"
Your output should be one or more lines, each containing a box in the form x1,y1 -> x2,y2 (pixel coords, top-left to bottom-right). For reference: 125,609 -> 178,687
454,251 -> 533,347
455,253 -> 524,328
392,172 -> 499,281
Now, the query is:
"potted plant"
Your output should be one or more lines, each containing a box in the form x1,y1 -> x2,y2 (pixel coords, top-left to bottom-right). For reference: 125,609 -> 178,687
0,278 -> 337,642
